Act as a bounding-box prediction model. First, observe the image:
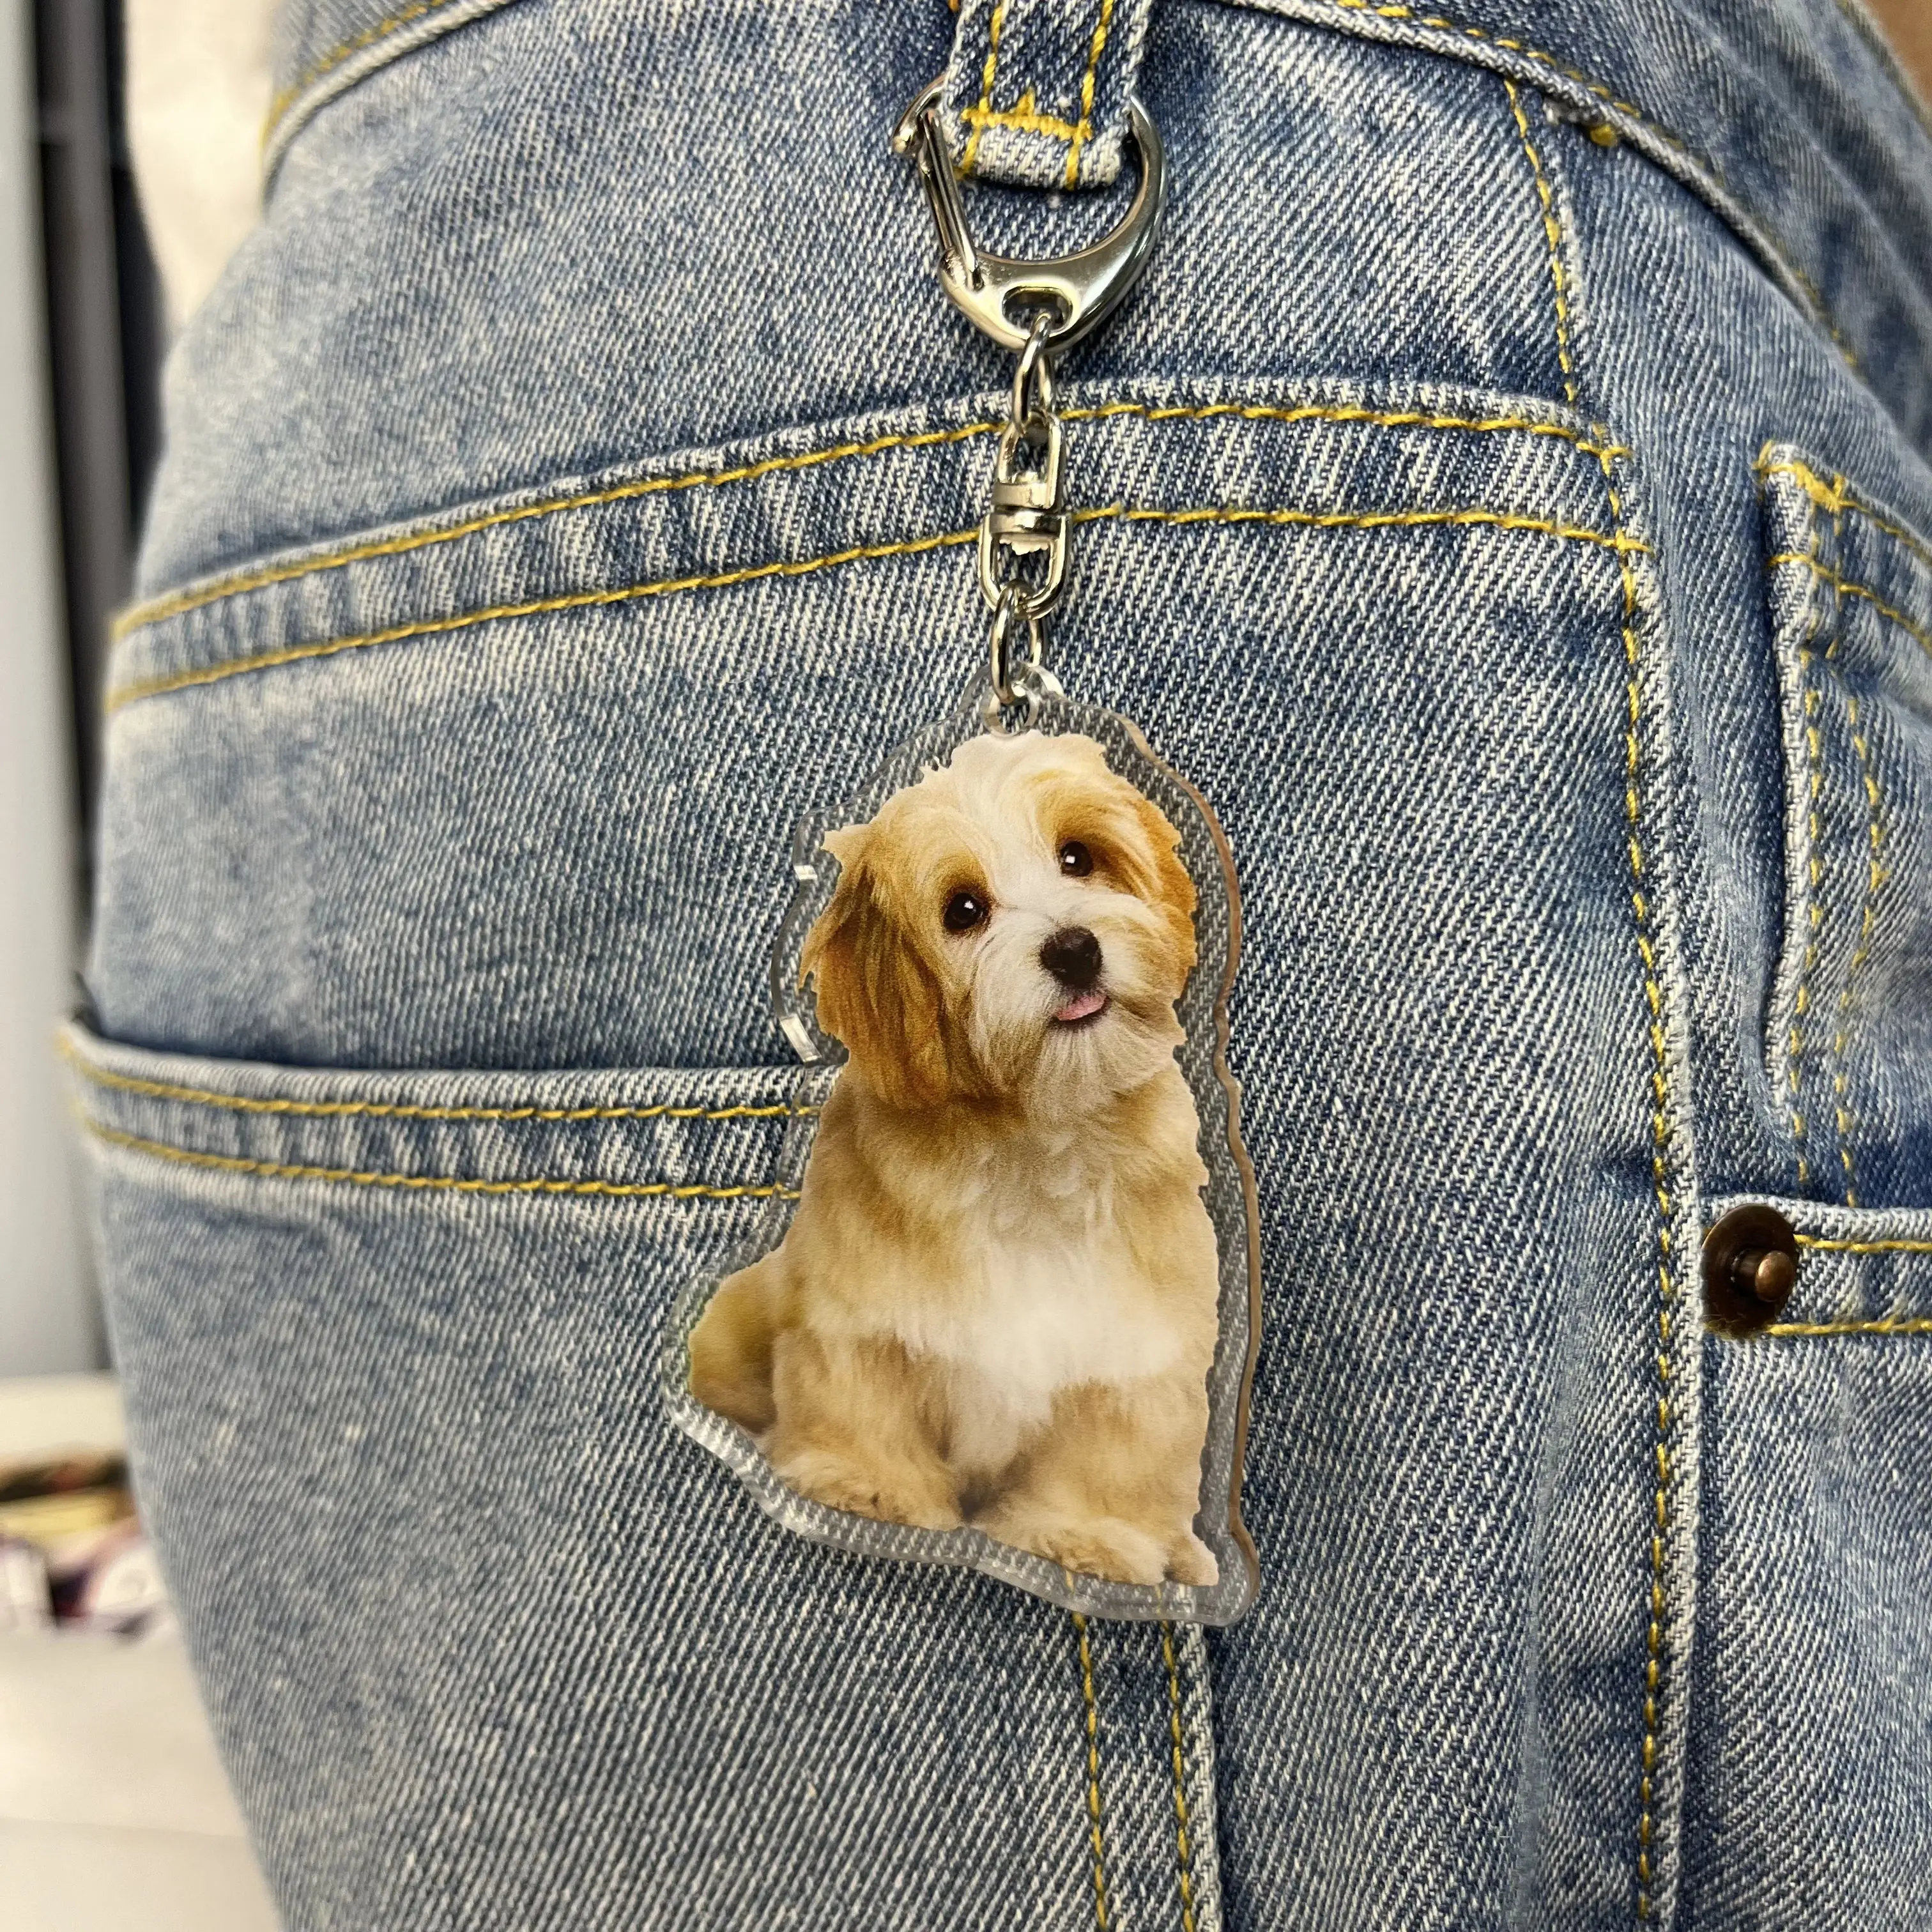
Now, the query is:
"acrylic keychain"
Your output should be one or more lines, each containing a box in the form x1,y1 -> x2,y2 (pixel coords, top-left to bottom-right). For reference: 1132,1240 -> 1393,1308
665,82 -> 1262,1625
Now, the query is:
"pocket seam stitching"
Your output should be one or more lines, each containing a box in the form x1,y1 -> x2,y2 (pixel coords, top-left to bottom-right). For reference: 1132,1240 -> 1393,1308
107,500 -> 1647,715
1818,483 -> 1888,1213
1160,1620 -> 1203,1932
114,401 -> 1632,642
82,1116 -> 799,1203
1777,509 -> 1836,1197
1795,1234 -> 1932,1255
1758,456 -> 1932,577
1768,552 -> 1932,661
1765,1320 -> 1932,1337
65,1046 -> 813,1127
1071,1613 -> 1113,1931
1502,77 -> 1580,409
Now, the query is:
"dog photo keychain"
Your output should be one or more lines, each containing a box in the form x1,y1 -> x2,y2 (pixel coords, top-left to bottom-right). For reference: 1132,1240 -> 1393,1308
666,82 -> 1262,1624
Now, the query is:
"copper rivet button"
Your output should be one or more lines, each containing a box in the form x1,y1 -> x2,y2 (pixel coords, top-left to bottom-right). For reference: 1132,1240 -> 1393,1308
1701,1204 -> 1800,1338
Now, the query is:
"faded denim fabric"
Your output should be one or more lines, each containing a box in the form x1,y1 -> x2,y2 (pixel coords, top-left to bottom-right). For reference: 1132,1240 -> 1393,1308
939,0 -> 1158,188
79,1 -> 1932,1928
262,0 -> 520,174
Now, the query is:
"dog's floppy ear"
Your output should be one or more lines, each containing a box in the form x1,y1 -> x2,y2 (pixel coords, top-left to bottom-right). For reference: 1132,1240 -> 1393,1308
801,827 -> 953,1110
1130,792 -> 1199,973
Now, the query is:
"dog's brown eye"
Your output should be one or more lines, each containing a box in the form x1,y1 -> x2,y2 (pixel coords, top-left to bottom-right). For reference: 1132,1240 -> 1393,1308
1059,841 -> 1094,878
943,888 -> 989,933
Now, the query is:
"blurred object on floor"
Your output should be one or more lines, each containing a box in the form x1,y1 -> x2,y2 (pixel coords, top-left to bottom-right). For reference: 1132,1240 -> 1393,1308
123,0 -> 273,328
53,1518 -> 173,1639
0,1374 -> 277,1929
0,1446 -> 165,1639
0,1539 -> 52,1634
0,1375 -> 157,1636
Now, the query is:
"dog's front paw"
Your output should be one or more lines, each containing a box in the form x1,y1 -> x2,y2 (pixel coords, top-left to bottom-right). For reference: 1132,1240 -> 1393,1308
977,1506 -> 1169,1586
770,1445 -> 963,1533
1165,1532 -> 1219,1587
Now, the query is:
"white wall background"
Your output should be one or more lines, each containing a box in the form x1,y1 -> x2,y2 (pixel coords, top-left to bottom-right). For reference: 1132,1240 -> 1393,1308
0,0 -> 95,1375
124,0 -> 272,330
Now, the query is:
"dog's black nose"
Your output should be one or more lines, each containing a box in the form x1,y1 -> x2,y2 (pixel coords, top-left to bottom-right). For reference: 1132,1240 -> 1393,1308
1040,926 -> 1103,991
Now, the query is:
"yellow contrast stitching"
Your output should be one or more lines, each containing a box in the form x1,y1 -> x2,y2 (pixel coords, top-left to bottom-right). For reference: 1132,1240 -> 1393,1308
106,529 -> 981,712
1766,552 -> 1932,659
1592,438 -> 1676,1923
1326,0 -> 1649,119
114,401 -> 1630,639
962,0 -> 1011,172
107,500 -> 1636,712
83,1119 -> 799,1202
1072,1613 -> 1110,1930
1064,0 -> 1119,186
1783,519 -> 1832,1193
64,1052 -> 809,1126
1091,501 -> 1646,552
1822,484 -> 1888,1213
1315,1 -> 1857,366
962,100 -> 1082,141
1795,1233 -> 1932,1255
1769,1236 -> 1932,1331
1759,459 -> 1932,575
1160,1623 -> 1199,1932
263,0 -> 471,144
112,423 -> 1001,640
1062,399 -> 1624,454
1770,487 -> 1910,1210
1768,1319 -> 1932,1336
1503,79 -> 1579,407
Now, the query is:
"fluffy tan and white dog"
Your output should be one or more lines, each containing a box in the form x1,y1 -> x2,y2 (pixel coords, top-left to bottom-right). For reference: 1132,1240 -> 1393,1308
689,730 -> 1220,1586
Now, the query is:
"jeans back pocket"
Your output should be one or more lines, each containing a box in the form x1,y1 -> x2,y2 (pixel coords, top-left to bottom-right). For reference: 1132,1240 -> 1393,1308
65,1022 -> 1225,1931
1760,448 -> 1932,1213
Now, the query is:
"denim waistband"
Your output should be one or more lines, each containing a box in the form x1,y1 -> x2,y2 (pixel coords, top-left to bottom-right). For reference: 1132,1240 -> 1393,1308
264,0 -> 1931,442
1234,0 -> 1932,445
939,0 -> 1160,188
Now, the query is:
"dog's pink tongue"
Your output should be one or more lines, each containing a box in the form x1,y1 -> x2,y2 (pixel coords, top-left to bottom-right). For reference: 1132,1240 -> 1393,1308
1054,990 -> 1108,1024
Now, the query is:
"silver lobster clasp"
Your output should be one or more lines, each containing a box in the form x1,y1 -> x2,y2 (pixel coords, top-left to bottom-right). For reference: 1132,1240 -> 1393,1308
891,77 -> 1166,355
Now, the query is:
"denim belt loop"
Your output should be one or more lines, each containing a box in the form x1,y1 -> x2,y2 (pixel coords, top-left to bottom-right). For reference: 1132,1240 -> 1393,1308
937,0 -> 1156,189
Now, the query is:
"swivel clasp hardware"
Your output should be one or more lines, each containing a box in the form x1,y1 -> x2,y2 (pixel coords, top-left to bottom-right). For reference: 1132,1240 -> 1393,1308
891,77 -> 1166,355
977,323 -> 1068,617
891,79 -> 1165,726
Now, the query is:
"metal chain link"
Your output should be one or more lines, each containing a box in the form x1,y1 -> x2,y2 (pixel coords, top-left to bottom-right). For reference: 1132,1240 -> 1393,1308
893,78 -> 1166,730
979,311 -> 1069,729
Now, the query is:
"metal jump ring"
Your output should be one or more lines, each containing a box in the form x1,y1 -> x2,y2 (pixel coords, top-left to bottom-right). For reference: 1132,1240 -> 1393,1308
987,584 -> 1045,702
983,587 -> 1065,729
981,654 -> 1066,731
1011,312 -> 1056,425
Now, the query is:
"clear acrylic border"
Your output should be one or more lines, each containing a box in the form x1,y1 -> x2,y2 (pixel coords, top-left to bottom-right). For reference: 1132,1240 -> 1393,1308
662,684 -> 1263,1625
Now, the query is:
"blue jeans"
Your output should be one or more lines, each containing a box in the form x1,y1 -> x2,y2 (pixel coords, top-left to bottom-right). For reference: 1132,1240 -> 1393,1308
80,0 -> 1932,1925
